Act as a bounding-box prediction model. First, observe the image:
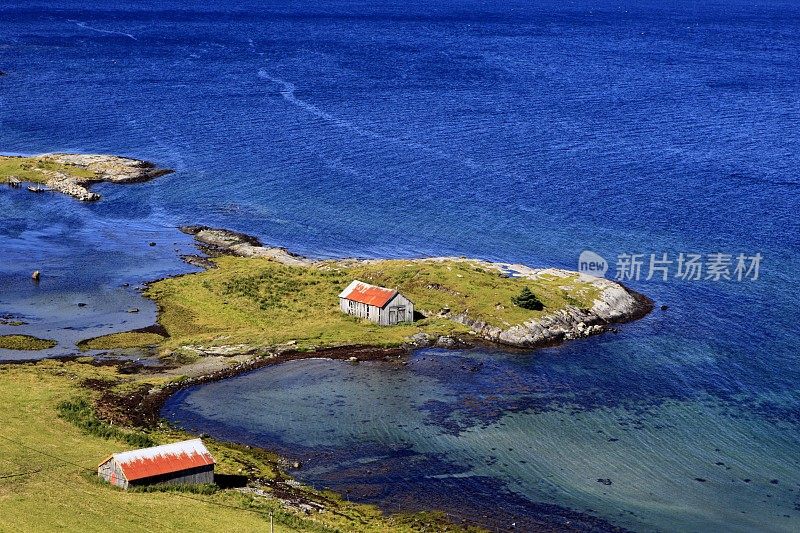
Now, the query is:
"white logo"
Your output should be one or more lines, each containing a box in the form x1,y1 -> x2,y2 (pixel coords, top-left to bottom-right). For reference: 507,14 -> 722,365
578,250 -> 608,277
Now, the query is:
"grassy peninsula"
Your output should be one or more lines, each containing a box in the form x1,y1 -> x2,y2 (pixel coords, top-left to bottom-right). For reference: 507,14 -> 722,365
76,224 -> 651,358
84,253 -> 612,357
78,331 -> 166,351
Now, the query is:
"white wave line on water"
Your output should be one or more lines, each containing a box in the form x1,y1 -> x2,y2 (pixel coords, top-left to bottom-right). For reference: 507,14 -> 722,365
71,21 -> 138,41
257,69 -> 480,170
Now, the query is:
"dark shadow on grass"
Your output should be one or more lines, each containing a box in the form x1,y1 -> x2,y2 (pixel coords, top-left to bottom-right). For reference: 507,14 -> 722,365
215,473 -> 249,489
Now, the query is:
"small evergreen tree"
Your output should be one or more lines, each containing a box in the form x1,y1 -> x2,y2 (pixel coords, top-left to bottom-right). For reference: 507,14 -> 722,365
512,286 -> 543,310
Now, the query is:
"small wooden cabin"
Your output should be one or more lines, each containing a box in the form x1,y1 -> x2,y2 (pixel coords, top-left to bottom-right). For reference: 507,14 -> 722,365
98,439 -> 215,490
339,280 -> 414,325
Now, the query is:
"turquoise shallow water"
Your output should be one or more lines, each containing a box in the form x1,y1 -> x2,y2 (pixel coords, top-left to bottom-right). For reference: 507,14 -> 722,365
2,0 -> 799,529
164,348 -> 800,532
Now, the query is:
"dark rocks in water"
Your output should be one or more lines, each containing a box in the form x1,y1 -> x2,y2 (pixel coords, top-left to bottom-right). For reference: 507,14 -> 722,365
435,335 -> 472,349
661,304 -> 669,311
597,478 -> 613,486
743,478 -> 751,483
181,254 -> 217,270
0,313 -> 27,327
770,479 -> 779,484
0,71 -> 6,76
148,242 -> 157,247
694,477 -> 707,482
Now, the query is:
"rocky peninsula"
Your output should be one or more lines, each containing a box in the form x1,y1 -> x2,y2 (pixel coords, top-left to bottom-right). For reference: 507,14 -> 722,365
0,153 -> 172,201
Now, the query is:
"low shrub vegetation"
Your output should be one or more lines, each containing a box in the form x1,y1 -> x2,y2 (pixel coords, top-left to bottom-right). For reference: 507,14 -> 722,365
57,397 -> 155,448
131,483 -> 219,495
511,286 -> 543,310
0,155 -> 95,184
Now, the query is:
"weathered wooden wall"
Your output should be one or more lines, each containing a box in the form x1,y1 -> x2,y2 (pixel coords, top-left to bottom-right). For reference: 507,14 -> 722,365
377,294 -> 414,325
98,459 -> 129,489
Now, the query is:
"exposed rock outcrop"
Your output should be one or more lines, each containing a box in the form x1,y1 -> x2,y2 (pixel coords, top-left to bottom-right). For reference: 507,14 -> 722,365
180,225 -> 314,267
43,153 -> 172,201
450,269 -> 651,348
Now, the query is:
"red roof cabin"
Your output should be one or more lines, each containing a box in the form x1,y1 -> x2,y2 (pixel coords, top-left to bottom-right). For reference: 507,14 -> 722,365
339,280 -> 414,325
98,439 -> 215,489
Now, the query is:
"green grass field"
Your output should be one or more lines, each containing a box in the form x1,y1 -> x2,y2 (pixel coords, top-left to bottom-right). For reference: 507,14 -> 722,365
139,256 -> 599,353
0,155 -> 95,184
0,361 -> 478,532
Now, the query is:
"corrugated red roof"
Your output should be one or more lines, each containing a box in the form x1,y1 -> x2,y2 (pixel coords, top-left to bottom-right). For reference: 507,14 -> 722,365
339,280 -> 397,308
110,439 -> 215,482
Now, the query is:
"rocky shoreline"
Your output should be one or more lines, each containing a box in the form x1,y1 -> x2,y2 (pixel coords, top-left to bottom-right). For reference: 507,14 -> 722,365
179,225 -> 653,350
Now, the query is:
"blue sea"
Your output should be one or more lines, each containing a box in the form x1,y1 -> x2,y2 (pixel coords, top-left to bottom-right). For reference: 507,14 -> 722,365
2,1 -> 799,531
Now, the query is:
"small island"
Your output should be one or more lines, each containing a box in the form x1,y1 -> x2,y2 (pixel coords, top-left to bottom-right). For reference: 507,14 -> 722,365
0,153 -> 172,201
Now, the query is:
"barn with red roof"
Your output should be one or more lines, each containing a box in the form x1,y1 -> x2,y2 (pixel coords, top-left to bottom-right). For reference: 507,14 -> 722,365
98,439 -> 215,489
339,280 -> 414,325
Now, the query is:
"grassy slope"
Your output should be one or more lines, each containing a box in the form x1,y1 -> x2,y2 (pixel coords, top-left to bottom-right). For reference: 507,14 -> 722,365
0,334 -> 57,350
0,361 -> 474,532
142,256 -> 600,351
0,155 -> 95,184
0,362 -> 273,532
